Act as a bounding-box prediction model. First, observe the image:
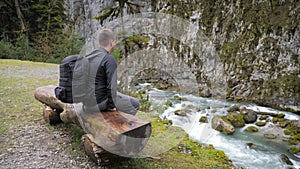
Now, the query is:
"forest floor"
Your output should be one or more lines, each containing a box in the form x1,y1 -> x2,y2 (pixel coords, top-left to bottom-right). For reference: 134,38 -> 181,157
0,59 -> 234,169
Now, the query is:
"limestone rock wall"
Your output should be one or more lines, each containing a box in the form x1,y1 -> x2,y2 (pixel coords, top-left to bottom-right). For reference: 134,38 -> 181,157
64,0 -> 300,113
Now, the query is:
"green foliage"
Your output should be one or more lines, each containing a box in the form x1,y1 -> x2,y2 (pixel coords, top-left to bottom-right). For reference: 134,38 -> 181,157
0,0 -> 80,64
0,33 -> 83,63
111,47 -> 122,63
0,34 -> 36,60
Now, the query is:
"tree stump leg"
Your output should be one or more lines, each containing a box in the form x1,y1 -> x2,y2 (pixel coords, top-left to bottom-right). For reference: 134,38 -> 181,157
81,134 -> 119,166
42,105 -> 62,125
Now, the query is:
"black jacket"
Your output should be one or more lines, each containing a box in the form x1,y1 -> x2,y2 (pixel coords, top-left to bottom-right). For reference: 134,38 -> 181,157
83,48 -> 117,112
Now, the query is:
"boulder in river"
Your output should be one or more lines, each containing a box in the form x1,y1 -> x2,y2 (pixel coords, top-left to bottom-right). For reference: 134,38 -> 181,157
277,113 -> 285,118
259,115 -> 268,120
289,147 -> 300,154
280,154 -> 293,165
241,109 -> 257,123
255,121 -> 266,127
246,126 -> 259,132
174,109 -> 191,116
226,112 -> 245,128
264,133 -> 277,139
227,104 -> 240,112
199,116 -> 208,123
211,115 -> 235,135
272,117 -> 279,123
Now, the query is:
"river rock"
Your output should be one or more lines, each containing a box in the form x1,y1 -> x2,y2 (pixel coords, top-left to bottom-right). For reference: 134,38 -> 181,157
264,134 -> 277,139
199,116 -> 208,123
174,109 -> 191,116
227,104 -> 240,112
272,117 -> 279,123
211,115 -> 235,135
246,126 -> 259,132
246,142 -> 255,149
259,115 -> 268,120
277,113 -> 286,118
199,88 -> 212,98
241,109 -> 257,123
173,95 -> 187,101
255,121 -> 266,127
289,147 -> 300,154
280,154 -> 293,165
226,112 -> 245,128
279,119 -> 289,128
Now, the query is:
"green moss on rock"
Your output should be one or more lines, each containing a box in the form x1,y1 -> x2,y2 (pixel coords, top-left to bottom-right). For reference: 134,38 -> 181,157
227,105 -> 240,112
246,126 -> 259,132
272,117 -> 279,123
174,109 -> 191,116
264,134 -> 277,139
211,115 -> 235,135
289,147 -> 300,154
199,116 -> 208,123
255,121 -> 267,127
294,133 -> 300,140
283,129 -> 292,135
226,112 -> 245,128
279,120 -> 289,128
277,113 -> 285,118
259,115 -> 268,120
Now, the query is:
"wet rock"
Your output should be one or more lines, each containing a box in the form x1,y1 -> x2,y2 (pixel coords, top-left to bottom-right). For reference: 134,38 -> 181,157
165,100 -> 173,107
246,142 -> 255,149
199,88 -> 212,98
284,129 -> 292,135
289,147 -> 300,154
280,154 -> 293,165
199,116 -> 208,123
226,112 -> 245,128
264,134 -> 277,139
259,115 -> 268,120
289,139 -> 298,145
272,117 -> 279,123
174,109 -> 191,116
227,105 -> 240,112
173,95 -> 187,101
277,113 -> 285,118
211,115 -> 235,135
246,126 -> 259,132
241,109 -> 257,123
255,121 -> 266,127
279,119 -> 289,128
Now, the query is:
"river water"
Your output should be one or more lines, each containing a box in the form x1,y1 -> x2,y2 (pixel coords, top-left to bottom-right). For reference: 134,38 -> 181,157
136,83 -> 300,169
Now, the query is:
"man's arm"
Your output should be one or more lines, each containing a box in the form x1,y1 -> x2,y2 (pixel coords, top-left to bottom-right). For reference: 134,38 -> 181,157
105,55 -> 117,109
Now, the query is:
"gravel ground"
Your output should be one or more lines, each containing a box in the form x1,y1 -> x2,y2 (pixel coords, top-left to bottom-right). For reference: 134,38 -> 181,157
0,60 -> 97,169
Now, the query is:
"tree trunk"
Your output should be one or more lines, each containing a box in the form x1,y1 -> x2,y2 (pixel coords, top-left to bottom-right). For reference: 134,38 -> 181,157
14,0 -> 25,31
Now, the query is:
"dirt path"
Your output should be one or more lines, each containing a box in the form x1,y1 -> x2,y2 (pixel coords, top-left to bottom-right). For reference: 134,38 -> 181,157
0,60 -> 96,169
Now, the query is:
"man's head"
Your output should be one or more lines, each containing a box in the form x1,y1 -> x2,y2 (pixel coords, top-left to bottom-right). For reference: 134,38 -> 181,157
98,29 -> 116,53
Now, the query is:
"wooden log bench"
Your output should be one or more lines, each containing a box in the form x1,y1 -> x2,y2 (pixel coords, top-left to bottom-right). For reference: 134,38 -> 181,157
34,85 -> 152,165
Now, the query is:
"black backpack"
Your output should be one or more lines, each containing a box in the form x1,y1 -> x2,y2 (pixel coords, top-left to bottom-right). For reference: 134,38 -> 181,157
55,50 -> 105,103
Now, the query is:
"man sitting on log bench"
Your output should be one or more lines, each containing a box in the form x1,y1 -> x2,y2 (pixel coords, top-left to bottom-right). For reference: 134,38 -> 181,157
81,28 -> 140,115
34,29 -> 151,165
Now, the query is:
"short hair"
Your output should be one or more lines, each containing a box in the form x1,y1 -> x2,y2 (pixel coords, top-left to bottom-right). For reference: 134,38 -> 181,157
98,29 -> 115,47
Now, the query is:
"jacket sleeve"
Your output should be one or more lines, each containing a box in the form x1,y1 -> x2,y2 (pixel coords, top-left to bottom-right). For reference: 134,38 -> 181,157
104,55 -> 117,109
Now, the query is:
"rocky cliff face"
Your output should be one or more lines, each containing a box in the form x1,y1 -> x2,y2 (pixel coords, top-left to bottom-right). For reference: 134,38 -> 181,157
64,0 -> 299,113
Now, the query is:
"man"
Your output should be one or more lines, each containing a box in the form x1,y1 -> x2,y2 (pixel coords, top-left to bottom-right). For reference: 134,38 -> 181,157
83,29 -> 140,115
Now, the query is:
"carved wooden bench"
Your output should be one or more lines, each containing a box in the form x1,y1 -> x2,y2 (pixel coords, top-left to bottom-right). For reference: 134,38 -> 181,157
34,85 -> 151,165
